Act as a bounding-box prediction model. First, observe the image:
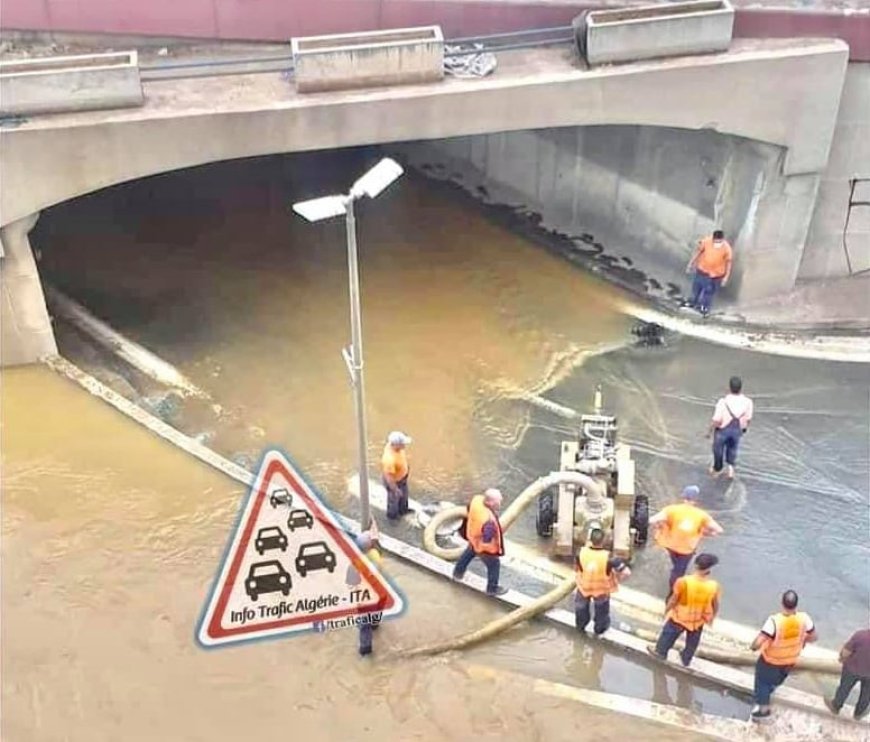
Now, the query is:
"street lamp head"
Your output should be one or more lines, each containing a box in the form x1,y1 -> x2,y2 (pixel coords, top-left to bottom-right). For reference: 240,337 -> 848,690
350,158 -> 404,200
292,194 -> 348,223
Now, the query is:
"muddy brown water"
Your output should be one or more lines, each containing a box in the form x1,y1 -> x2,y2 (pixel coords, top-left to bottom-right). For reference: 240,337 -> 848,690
5,148 -> 866,735
3,366 -> 720,741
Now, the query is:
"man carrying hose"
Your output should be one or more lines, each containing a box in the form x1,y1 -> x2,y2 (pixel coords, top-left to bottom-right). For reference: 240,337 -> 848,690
381,431 -> 412,520
750,590 -> 817,721
647,553 -> 721,668
575,528 -> 631,636
650,485 -> 723,596
452,488 -> 508,596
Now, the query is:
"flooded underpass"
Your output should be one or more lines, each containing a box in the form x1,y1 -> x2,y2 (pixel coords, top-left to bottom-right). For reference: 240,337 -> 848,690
4,148 -> 868,738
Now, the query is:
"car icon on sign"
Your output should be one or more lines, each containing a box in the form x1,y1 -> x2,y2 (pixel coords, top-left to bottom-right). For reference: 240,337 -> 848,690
255,526 -> 288,555
270,488 -> 292,509
245,560 -> 292,601
295,541 -> 336,577
287,509 -> 314,532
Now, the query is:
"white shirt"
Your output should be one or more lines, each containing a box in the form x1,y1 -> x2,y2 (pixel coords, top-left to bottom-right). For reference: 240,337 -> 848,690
712,393 -> 753,429
761,613 -> 814,638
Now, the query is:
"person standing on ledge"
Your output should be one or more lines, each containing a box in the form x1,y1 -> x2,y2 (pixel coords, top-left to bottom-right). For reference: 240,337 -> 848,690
708,375 -> 754,480
381,431 -> 412,521
684,229 -> 733,317
749,590 -> 817,721
452,488 -> 508,596
647,553 -> 721,668
825,626 -> 870,721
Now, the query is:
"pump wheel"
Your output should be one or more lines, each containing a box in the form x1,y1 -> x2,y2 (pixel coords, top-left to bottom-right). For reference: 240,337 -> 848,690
536,490 -> 556,538
631,495 -> 649,545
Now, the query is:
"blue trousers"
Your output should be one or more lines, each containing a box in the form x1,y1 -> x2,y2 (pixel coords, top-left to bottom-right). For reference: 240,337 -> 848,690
690,271 -> 722,313
754,657 -> 791,705
654,619 -> 704,666
667,550 -> 694,595
384,475 -> 409,520
358,616 -> 380,655
712,420 -> 742,472
575,592 -> 611,635
453,545 -> 500,593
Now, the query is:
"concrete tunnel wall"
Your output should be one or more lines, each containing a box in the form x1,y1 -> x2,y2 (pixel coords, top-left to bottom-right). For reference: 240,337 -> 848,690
394,126 -> 804,305
0,40 -> 853,366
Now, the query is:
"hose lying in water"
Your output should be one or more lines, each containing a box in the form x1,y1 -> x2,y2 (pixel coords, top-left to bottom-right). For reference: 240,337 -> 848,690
415,474 -> 841,674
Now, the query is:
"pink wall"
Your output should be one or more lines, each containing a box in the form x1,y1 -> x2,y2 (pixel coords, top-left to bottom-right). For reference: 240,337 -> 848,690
1,0 -> 867,60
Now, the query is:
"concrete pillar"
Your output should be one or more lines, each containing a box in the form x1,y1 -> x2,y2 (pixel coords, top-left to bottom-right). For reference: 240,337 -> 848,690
1,212 -> 58,366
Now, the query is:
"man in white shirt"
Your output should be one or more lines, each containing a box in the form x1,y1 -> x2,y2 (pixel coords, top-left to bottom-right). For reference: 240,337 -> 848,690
708,376 -> 753,479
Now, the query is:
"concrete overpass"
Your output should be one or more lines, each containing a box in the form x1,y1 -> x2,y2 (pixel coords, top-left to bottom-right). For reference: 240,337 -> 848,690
0,38 -> 852,364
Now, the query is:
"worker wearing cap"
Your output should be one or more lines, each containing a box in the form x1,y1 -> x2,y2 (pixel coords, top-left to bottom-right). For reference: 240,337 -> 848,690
452,488 -> 508,596
650,485 -> 723,595
346,521 -> 384,657
575,528 -> 631,636
647,553 -> 721,667
381,431 -> 411,521
750,590 -> 817,721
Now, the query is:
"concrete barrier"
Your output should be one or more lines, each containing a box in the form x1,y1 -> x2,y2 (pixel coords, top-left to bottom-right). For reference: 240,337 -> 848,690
585,0 -> 735,66
0,51 -> 143,116
291,26 -> 443,93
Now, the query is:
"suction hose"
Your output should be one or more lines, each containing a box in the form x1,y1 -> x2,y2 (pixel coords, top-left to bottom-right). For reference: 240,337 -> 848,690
415,473 -> 841,675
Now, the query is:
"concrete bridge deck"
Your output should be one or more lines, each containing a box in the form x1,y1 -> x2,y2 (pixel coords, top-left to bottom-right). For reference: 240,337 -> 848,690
0,38 -> 848,226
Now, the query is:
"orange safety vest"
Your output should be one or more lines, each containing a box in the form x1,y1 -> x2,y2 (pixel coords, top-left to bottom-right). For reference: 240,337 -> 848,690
761,612 -> 811,667
576,546 -> 618,598
655,503 -> 711,556
465,494 -> 504,556
668,574 -> 719,631
381,444 -> 409,482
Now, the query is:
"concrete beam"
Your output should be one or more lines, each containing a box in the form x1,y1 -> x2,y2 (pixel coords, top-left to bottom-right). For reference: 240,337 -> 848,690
0,213 -> 58,367
0,41 -> 849,228
0,51 -> 144,116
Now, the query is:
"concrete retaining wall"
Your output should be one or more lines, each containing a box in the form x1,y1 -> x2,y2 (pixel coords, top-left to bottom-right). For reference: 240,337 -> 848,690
0,51 -> 143,116
799,63 -> 870,279
0,213 -> 58,367
585,0 -> 734,66
292,26 -> 443,93
394,125 -> 815,305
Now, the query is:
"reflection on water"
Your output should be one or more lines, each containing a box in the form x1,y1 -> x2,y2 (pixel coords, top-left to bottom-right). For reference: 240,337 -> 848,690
30,150 -> 869,646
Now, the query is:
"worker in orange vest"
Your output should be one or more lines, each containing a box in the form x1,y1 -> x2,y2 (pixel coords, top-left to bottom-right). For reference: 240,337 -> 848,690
381,431 -> 412,520
575,527 -> 631,635
749,590 -> 817,721
683,229 -> 733,317
452,488 -> 508,596
650,485 -> 723,595
647,553 -> 721,667
346,520 -> 385,657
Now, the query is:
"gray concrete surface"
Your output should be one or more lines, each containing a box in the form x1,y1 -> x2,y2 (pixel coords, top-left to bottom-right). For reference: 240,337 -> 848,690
0,51 -> 143,116
799,63 -> 870,280
292,26 -> 443,93
585,0 -> 734,66
0,213 -> 58,366
394,125 -> 820,305
0,40 -> 847,229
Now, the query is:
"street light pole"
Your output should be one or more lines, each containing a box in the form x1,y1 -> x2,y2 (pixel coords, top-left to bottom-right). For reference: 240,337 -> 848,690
291,158 -> 404,535
344,197 -> 371,531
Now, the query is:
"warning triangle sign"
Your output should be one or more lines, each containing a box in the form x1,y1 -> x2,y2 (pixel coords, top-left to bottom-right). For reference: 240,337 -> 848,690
197,450 -> 404,648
